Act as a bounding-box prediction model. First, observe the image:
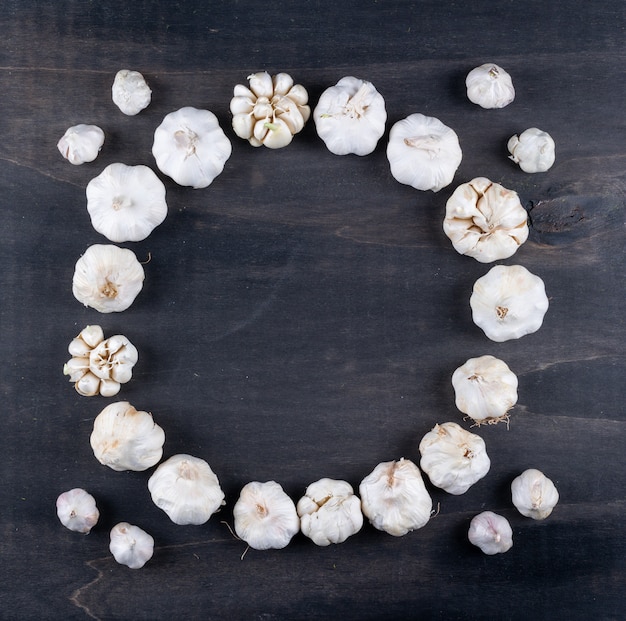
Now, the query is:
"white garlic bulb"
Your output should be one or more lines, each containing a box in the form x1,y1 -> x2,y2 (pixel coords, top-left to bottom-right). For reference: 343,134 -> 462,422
56,488 -> 99,534
419,422 -> 490,495
148,454 -> 225,525
511,469 -> 559,520
109,522 -> 154,569
468,511 -> 513,555
86,163 -> 167,243
90,401 -> 165,472
470,264 -> 549,342
152,107 -> 232,189
313,76 -> 386,156
508,128 -> 556,173
297,478 -> 363,546
466,63 -> 515,109
230,71 -> 311,149
443,177 -> 529,263
111,69 -> 152,116
386,113 -> 462,192
233,480 -> 300,550
452,355 -> 518,425
57,124 -> 105,165
63,325 -> 138,397
359,458 -> 432,536
72,244 -> 145,313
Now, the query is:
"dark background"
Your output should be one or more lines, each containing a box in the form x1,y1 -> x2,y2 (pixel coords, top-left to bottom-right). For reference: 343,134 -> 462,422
2,1 -> 625,619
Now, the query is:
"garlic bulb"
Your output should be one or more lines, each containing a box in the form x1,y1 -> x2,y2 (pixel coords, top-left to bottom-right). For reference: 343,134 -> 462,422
313,76 -> 386,156
419,422 -> 490,495
508,128 -> 556,173
56,488 -> 99,534
359,458 -> 432,536
468,511 -> 513,555
233,481 -> 300,550
297,478 -> 363,546
470,264 -> 549,342
148,454 -> 225,525
86,163 -> 167,243
443,177 -> 529,263
72,244 -> 145,313
511,469 -> 559,520
109,522 -> 154,569
57,124 -> 104,165
230,71 -> 310,149
452,355 -> 518,425
466,63 -> 515,109
152,107 -> 232,189
386,113 -> 462,192
90,401 -> 165,472
111,69 -> 152,116
63,325 -> 138,397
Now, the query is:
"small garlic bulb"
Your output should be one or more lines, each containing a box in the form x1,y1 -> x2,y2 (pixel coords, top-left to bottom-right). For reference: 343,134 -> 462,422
111,69 -> 152,116
511,469 -> 559,520
468,511 -> 513,555
72,244 -> 145,313
452,355 -> 518,425
419,422 -> 490,495
466,63 -> 515,109
57,124 -> 105,165
297,478 -> 363,546
148,454 -> 225,525
359,458 -> 432,536
508,128 -> 556,173
56,488 -> 99,534
233,481 -> 300,550
109,522 -> 154,569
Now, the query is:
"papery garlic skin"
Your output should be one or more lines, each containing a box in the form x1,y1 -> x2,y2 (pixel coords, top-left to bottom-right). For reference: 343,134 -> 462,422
56,488 -> 99,534
452,355 -> 518,425
152,107 -> 232,189
57,124 -> 104,165
233,481 -> 300,550
508,128 -> 556,173
297,478 -> 363,546
468,511 -> 513,555
86,163 -> 167,243
109,522 -> 154,569
511,469 -> 559,520
112,70 -> 152,116
443,177 -> 528,263
64,325 -> 138,397
230,71 -> 311,149
419,422 -> 490,495
466,63 -> 515,109
386,113 -> 462,192
72,244 -> 145,313
359,458 -> 432,536
148,454 -> 225,525
90,401 -> 165,472
313,76 -> 386,156
470,264 -> 549,342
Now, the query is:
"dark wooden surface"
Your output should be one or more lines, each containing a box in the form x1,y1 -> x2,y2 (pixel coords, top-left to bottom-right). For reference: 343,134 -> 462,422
2,1 -> 625,619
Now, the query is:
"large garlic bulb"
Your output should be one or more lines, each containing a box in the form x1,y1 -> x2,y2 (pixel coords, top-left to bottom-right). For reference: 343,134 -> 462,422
511,469 -> 559,520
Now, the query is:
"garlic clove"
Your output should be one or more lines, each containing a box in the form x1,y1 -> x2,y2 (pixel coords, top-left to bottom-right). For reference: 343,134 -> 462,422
75,325 -> 105,350
57,124 -> 105,165
75,371 -> 101,397
109,522 -> 154,569
256,117 -> 294,149
111,70 -> 152,116
98,378 -> 121,397
511,469 -> 559,519
466,63 -> 515,109
508,128 -> 556,173
272,72 -> 294,96
56,488 -> 100,534
248,71 -> 274,98
468,511 -> 513,554
230,95 -> 255,116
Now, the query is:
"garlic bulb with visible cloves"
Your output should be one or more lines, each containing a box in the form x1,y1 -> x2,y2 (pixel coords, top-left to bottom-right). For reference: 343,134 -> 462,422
297,478 -> 363,546
359,458 -> 432,536
56,488 -> 99,534
109,522 -> 154,569
148,454 -> 225,525
233,480 -> 300,550
466,63 -> 515,109
508,128 -> 556,173
57,124 -> 104,165
511,469 -> 559,520
419,422 -> 490,495
112,70 -> 152,116
468,511 -> 513,554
